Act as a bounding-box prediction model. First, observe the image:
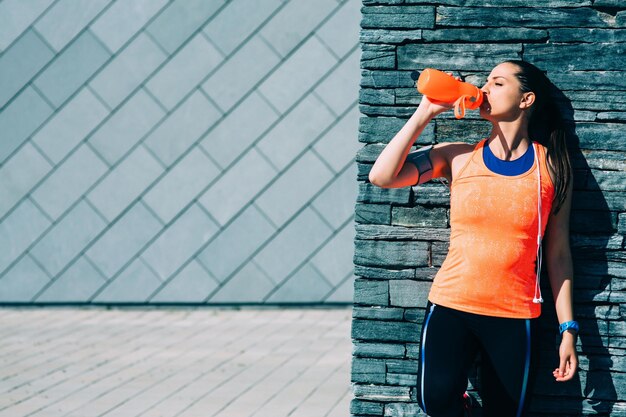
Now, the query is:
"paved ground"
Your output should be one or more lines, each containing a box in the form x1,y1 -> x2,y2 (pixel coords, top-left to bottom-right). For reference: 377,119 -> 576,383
0,306 -> 353,417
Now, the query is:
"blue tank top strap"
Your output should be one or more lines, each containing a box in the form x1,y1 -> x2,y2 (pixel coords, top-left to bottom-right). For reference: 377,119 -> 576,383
483,141 -> 535,176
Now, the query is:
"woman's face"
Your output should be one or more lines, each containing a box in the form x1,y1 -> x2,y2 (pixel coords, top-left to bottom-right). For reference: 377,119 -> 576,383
479,62 -> 533,122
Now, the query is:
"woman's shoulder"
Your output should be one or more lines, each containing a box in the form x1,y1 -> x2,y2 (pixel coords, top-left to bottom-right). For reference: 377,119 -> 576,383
432,141 -> 478,181
430,141 -> 476,165
433,140 -> 477,155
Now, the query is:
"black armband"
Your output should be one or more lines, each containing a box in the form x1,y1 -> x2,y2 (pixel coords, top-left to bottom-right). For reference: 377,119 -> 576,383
405,145 -> 434,186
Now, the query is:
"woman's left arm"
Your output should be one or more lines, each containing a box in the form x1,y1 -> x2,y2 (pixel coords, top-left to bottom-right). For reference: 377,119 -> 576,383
544,171 -> 578,382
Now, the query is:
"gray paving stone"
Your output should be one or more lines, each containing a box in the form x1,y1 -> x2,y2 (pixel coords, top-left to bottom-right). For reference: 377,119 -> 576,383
86,202 -> 162,279
255,150 -> 334,228
35,257 -> 106,302
312,162 -> 358,229
259,0 -> 338,58
140,204 -> 219,280
196,204 -> 276,283
93,258 -> 162,303
0,199 -> 51,275
313,46 -> 360,116
266,262 -> 333,302
0,255 -> 50,302
310,221 -> 356,286
146,33 -> 223,110
150,260 -> 218,303
143,147 -> 220,223
313,105 -> 360,173
31,145 -> 108,220
146,0 -> 225,54
201,35 -> 281,112
202,0 -> 282,56
0,308 -> 352,414
89,32 -> 167,109
88,89 -> 165,165
198,148 -> 276,226
208,260 -> 275,302
32,88 -> 109,164
90,0 -> 169,53
0,0 -> 54,51
32,30 -> 111,108
315,0 -> 361,59
143,90 -> 222,166
253,207 -> 333,284
33,0 -> 110,52
0,86 -> 53,164
87,145 -> 163,222
256,94 -> 336,171
0,29 -> 54,108
29,200 -> 107,277
258,36 -> 338,114
199,91 -> 278,168
0,143 -> 52,219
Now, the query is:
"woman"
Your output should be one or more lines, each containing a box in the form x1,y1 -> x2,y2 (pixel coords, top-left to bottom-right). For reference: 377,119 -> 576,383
368,60 -> 578,417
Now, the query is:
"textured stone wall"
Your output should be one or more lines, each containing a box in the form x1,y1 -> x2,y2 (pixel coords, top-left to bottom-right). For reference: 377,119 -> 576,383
352,1 -> 626,416
0,0 -> 361,305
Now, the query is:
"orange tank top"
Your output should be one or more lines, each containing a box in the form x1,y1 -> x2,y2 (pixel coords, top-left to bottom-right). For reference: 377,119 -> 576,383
428,138 -> 555,319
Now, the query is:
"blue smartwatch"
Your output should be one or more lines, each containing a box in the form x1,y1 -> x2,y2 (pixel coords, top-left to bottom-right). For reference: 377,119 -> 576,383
559,320 -> 579,336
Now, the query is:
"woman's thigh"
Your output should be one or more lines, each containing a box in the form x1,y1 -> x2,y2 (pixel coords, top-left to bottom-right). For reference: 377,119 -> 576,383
476,315 -> 541,417
417,301 -> 480,417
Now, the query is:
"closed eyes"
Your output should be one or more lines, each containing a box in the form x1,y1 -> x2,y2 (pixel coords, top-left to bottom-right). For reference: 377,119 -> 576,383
486,75 -> 506,82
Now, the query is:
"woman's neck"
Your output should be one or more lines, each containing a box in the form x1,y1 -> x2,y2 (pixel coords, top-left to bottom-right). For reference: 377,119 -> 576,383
487,120 -> 531,161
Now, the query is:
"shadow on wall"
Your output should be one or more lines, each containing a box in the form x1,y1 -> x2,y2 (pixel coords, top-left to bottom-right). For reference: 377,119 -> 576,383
530,80 -> 617,416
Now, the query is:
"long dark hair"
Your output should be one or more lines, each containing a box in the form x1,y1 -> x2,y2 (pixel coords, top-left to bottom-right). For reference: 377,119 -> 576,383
503,59 -> 572,216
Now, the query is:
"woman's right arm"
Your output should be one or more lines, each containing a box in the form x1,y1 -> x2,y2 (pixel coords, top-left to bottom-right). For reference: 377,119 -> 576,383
368,96 -> 453,189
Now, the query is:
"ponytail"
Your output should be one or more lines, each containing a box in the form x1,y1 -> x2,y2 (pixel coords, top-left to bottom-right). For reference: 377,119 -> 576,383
541,101 -> 571,216
504,60 -> 572,216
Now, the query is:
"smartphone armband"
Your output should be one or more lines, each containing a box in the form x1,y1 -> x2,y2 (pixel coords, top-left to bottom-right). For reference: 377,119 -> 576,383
406,145 -> 434,186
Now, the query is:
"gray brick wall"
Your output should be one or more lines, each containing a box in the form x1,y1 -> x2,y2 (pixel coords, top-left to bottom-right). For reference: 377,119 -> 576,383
353,1 -> 626,416
0,0 -> 361,304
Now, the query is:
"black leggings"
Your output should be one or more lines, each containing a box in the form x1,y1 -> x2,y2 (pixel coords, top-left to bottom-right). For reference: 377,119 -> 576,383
416,300 -> 541,417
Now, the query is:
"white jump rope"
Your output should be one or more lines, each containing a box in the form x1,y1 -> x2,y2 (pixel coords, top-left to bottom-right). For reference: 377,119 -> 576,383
532,142 -> 544,304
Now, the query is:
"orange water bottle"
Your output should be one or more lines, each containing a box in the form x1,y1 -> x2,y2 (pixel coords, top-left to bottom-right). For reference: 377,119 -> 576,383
416,68 -> 483,119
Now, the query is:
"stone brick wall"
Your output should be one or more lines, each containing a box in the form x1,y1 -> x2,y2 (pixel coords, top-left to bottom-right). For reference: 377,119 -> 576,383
0,0 -> 361,305
352,1 -> 626,416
